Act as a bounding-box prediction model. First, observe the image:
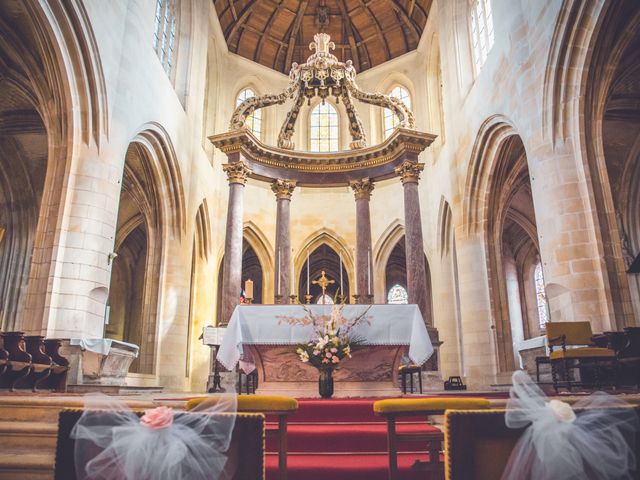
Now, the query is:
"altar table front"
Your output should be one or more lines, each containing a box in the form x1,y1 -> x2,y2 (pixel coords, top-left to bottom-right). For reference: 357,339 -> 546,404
216,304 -> 434,397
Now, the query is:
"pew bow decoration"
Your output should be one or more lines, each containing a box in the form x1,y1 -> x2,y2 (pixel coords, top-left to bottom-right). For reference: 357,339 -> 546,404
502,370 -> 639,480
71,393 -> 237,480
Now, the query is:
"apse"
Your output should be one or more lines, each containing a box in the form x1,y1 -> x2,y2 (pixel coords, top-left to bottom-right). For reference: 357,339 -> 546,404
299,244 -> 350,303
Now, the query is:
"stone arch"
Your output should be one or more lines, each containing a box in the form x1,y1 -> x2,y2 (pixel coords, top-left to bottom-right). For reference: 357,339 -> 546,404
465,117 -> 544,371
0,0 -> 108,332
375,74 -> 415,141
437,197 -> 453,258
243,221 -> 274,303
373,220 -> 405,301
294,229 -> 355,300
426,31 -> 445,145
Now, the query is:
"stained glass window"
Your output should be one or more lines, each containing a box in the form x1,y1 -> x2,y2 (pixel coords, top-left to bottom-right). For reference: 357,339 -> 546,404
310,102 -> 339,152
387,284 -> 409,304
316,294 -> 334,305
153,0 -> 177,76
383,86 -> 412,139
236,88 -> 262,139
534,262 -> 549,328
470,0 -> 494,73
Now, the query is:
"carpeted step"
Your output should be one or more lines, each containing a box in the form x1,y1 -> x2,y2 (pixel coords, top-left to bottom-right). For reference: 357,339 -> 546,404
266,452 -> 441,480
266,422 -> 440,453
286,399 -> 390,423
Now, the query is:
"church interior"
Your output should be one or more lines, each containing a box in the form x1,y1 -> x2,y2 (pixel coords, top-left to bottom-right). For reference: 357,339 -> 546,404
0,0 -> 640,478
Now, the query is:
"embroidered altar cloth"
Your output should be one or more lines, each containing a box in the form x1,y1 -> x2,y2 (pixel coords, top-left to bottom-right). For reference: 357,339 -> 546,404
217,304 -> 433,371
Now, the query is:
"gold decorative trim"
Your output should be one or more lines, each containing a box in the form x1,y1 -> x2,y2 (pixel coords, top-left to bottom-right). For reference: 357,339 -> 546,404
349,178 -> 375,200
395,161 -> 425,184
222,161 -> 252,185
271,179 -> 297,200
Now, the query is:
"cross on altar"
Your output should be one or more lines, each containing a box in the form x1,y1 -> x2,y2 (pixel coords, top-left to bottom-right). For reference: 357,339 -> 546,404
312,270 -> 334,302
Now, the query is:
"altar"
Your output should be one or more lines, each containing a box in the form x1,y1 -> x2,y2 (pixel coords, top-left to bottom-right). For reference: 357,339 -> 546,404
215,304 -> 433,397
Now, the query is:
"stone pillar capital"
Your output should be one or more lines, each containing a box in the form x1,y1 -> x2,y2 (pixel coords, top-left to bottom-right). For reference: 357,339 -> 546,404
271,179 -> 297,200
349,177 -> 375,201
223,161 -> 252,185
395,161 -> 424,185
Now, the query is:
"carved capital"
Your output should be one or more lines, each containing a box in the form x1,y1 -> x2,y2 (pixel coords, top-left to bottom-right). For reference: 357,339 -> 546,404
395,161 -> 424,185
349,177 -> 375,200
222,161 -> 252,185
271,179 -> 297,200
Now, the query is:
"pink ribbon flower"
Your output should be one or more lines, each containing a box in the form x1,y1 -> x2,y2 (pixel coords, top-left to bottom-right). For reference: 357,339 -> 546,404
140,406 -> 174,429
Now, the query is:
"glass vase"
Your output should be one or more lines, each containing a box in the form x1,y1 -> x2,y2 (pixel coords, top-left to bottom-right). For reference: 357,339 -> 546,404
318,368 -> 334,399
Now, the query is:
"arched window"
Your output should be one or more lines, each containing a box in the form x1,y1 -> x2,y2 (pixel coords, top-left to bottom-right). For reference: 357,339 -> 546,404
153,0 -> 178,76
534,262 -> 549,328
236,88 -> 262,139
310,102 -> 339,152
383,86 -> 412,139
469,0 -> 494,73
316,294 -> 334,305
387,284 -> 409,304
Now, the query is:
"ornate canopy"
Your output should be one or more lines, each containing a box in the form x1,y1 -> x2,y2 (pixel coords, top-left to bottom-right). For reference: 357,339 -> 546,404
211,33 -> 435,187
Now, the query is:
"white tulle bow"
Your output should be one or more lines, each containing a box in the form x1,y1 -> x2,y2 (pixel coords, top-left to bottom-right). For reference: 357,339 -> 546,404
71,393 -> 238,480
501,371 -> 639,480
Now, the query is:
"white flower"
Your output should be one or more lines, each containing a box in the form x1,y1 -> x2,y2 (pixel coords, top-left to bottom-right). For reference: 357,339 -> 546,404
546,399 -> 576,423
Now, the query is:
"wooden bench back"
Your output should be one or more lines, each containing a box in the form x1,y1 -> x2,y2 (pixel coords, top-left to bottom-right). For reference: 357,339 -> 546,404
546,321 -> 593,346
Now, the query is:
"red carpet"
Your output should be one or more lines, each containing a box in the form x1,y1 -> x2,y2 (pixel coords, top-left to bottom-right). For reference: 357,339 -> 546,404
265,398 -> 446,480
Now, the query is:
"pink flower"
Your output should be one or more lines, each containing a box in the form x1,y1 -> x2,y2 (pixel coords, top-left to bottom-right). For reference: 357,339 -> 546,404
332,356 -> 340,363
322,358 -> 329,364
313,350 -> 320,356
331,348 -> 338,353
326,352 -> 333,358
140,406 -> 173,429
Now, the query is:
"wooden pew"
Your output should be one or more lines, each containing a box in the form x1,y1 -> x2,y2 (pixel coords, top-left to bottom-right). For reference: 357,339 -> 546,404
22,336 -> 53,391
0,332 -> 32,391
43,339 -> 70,392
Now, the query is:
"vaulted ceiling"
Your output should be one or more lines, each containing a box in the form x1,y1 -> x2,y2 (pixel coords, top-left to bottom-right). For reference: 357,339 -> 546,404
213,0 -> 433,74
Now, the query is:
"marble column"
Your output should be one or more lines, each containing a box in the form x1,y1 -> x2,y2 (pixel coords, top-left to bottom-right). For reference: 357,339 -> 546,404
350,178 -> 375,299
220,161 -> 252,326
395,161 -> 430,323
271,179 -> 296,303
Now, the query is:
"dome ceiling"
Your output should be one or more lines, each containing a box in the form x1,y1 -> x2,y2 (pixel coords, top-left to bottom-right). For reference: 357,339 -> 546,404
213,0 -> 433,74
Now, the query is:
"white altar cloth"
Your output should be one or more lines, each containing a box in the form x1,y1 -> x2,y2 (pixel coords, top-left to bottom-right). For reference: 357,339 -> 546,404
217,304 -> 433,371
69,338 -> 140,357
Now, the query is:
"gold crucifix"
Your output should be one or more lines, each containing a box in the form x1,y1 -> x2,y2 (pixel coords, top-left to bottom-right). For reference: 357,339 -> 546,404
312,271 -> 335,298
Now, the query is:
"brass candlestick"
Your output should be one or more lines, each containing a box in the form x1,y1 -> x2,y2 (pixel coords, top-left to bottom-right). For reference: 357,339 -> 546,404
274,294 -> 283,304
365,294 -> 374,304
304,294 -> 313,304
245,297 -> 253,305
336,294 -> 346,304
289,294 -> 298,304
352,294 -> 361,304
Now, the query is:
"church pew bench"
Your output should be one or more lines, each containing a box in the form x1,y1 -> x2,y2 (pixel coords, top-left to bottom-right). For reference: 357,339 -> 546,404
22,335 -> 54,391
187,394 -> 298,480
373,397 -> 491,480
55,409 -> 265,480
43,338 -> 70,392
0,331 -> 33,391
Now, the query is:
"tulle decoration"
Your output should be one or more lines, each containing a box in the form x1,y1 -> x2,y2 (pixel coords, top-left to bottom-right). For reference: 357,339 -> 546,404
502,370 -> 639,480
71,393 -> 238,480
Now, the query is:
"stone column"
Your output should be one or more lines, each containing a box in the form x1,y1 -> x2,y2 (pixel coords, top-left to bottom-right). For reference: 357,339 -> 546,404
271,179 -> 296,302
220,161 -> 252,326
350,178 -> 375,299
395,161 -> 430,323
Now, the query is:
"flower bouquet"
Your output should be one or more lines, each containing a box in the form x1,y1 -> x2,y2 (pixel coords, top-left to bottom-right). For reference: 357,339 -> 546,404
294,300 -> 371,398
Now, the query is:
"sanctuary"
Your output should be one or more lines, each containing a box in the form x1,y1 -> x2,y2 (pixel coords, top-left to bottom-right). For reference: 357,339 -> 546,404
0,0 -> 639,479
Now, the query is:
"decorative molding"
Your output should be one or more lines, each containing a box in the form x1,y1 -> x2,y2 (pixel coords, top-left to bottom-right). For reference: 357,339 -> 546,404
395,161 -> 424,184
349,177 -> 375,200
271,179 -> 297,200
222,161 -> 252,185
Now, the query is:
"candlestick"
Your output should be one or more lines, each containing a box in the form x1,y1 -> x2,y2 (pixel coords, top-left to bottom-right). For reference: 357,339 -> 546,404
352,294 -> 361,304
277,248 -> 281,296
367,249 -> 371,295
339,252 -> 343,295
306,251 -> 310,295
304,294 -> 313,305
274,294 -> 283,305
289,294 -> 298,304
365,294 -> 374,305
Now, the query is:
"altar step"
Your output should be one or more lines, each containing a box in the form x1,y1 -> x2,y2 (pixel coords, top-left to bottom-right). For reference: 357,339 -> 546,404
264,397 -> 443,480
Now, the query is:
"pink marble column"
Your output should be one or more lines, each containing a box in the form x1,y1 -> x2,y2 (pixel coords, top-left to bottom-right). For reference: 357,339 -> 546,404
396,161 -> 430,324
271,179 -> 296,303
350,178 -> 375,299
220,161 -> 252,326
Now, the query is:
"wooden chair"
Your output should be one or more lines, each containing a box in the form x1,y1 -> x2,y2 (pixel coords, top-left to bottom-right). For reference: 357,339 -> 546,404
55,409 -> 265,480
22,335 -> 53,391
0,332 -> 32,390
44,339 -> 70,391
238,368 -> 258,394
546,322 -> 616,391
373,397 -> 491,480
398,364 -> 422,394
187,394 -> 298,480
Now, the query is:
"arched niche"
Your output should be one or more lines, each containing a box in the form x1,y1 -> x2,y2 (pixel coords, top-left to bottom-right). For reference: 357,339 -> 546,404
298,244 -> 350,303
